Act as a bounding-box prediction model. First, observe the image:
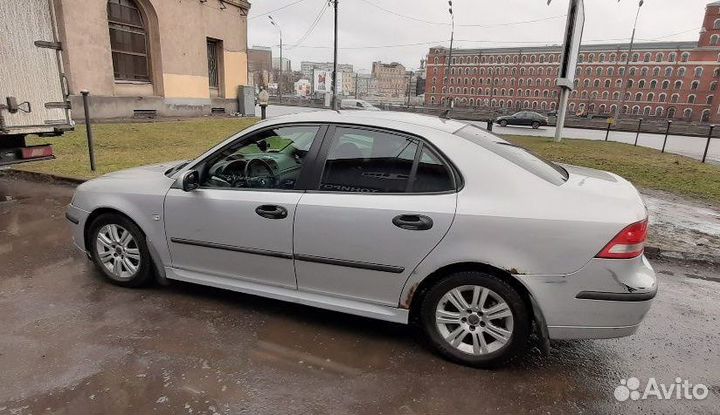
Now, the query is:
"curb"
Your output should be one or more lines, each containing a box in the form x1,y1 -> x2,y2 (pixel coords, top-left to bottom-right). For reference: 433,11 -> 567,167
644,246 -> 720,267
2,169 -> 86,186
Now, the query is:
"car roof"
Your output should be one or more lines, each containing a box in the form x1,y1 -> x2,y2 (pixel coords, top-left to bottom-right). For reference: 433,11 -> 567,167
257,110 -> 470,134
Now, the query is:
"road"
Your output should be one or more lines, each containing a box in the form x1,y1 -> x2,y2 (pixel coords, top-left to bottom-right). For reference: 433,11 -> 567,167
258,105 -> 720,164
1,177 -> 719,414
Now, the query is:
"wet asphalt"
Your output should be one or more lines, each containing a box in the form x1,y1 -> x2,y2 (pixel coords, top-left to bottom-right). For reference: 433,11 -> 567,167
0,176 -> 718,415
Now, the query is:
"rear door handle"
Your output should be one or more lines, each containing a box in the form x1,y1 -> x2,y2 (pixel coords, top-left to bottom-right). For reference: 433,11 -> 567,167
255,204 -> 288,219
392,214 -> 433,231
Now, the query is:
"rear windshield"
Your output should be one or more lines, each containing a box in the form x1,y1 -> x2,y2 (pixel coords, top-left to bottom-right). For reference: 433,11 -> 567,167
455,125 -> 568,185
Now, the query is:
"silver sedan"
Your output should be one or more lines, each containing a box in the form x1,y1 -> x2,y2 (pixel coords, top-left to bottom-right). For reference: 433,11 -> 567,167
66,111 -> 657,367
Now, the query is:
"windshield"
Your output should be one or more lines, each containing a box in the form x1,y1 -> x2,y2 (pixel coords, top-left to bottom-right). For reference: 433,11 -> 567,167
455,125 -> 568,185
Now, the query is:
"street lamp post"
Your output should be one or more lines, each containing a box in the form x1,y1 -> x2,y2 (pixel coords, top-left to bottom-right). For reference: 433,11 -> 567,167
615,0 -> 644,119
445,1 -> 455,108
269,15 -> 283,103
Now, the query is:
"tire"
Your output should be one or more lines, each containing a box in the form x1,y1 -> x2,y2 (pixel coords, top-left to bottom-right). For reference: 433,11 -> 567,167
531,121 -> 540,129
418,271 -> 531,368
88,213 -> 153,288
499,120 -> 508,127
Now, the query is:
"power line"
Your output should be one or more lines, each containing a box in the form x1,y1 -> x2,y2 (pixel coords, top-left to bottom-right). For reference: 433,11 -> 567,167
357,0 -> 565,27
249,0 -> 307,20
289,1 -> 329,49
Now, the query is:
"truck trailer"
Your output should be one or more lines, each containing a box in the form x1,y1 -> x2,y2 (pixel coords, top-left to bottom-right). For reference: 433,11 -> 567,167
0,0 -> 73,167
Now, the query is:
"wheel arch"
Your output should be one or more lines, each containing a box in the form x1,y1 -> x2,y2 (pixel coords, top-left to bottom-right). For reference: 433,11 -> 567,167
83,207 -> 167,283
404,262 -> 539,327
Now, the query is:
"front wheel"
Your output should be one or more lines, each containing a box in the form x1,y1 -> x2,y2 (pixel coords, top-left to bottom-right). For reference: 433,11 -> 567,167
419,271 -> 531,368
88,213 -> 153,288
531,121 -> 540,129
499,120 -> 508,127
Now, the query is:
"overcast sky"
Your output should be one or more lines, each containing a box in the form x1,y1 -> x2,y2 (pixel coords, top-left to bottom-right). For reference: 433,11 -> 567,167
247,0 -> 713,73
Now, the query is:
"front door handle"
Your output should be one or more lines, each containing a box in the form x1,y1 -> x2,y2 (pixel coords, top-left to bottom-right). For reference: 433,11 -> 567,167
255,204 -> 288,220
392,214 -> 433,231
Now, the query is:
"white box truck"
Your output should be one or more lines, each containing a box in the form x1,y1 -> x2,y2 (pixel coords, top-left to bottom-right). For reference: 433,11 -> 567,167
0,0 -> 73,167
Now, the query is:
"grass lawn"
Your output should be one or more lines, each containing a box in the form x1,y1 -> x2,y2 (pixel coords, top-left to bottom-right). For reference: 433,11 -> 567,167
15,118 -> 720,204
20,118 -> 258,180
506,135 -> 720,205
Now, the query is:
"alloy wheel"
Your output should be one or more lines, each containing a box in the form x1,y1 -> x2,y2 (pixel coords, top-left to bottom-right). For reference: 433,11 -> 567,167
435,285 -> 514,355
96,224 -> 141,280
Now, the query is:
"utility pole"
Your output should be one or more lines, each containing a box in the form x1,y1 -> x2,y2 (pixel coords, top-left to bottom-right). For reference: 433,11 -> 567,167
330,0 -> 339,109
445,1 -> 455,108
615,0 -> 644,119
269,16 -> 282,102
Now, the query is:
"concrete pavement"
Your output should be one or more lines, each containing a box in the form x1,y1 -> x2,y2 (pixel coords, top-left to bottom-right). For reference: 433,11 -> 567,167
1,177 -> 718,414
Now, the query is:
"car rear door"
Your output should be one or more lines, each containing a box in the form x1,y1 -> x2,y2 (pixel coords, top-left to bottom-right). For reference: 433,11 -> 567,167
293,125 -> 458,306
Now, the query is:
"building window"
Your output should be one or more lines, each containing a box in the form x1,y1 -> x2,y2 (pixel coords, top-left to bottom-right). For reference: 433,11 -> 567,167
691,80 -> 700,90
681,52 -> 690,62
702,109 -> 710,123
715,19 -> 720,30
207,38 -> 220,89
655,53 -> 663,62
695,67 -> 703,78
712,34 -> 720,46
669,53 -> 676,62
107,0 -> 150,81
644,53 -> 651,62
632,53 -> 639,62
688,94 -> 696,104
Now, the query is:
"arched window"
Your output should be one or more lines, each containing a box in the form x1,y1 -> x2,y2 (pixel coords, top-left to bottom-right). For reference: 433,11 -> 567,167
712,35 -> 720,46
691,80 -> 700,90
667,107 -> 676,119
715,19 -> 720,30
655,53 -> 664,62
702,109 -> 710,123
569,103 -> 576,112
655,107 -> 663,117
681,52 -> 690,62
707,95 -> 714,105
108,0 -> 150,81
644,53 -> 651,62
695,67 -> 703,78
674,80 -> 683,89
643,106 -> 651,116
659,93 -> 667,102
635,92 -> 642,101
683,108 -> 692,119
688,94 -> 696,104
607,67 -> 614,76
647,92 -> 654,102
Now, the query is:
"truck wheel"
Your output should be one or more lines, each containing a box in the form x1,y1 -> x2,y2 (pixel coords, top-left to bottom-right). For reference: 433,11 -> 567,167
418,271 -> 531,368
88,213 -> 153,288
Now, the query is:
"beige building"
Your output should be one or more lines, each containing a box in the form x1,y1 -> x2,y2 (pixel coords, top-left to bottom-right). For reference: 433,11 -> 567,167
371,61 -> 410,100
56,0 -> 251,118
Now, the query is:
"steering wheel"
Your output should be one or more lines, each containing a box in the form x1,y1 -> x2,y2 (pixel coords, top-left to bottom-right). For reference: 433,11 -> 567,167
243,158 -> 277,188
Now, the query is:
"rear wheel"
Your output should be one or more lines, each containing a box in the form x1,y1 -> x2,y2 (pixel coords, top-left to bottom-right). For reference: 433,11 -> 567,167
418,271 -> 531,368
499,120 -> 508,127
531,121 -> 540,129
88,213 -> 153,288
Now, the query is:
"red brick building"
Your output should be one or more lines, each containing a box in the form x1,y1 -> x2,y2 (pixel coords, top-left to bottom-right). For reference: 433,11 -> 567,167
425,1 -> 720,123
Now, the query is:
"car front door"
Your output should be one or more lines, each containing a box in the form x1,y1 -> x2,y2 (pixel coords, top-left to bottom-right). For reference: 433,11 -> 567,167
293,125 -> 458,306
164,124 -> 324,289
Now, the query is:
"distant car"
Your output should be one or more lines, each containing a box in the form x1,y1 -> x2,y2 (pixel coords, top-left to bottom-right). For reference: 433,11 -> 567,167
66,111 -> 656,367
495,111 -> 549,129
340,99 -> 381,111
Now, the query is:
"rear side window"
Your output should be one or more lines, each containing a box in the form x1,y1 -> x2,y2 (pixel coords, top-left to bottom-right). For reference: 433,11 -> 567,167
455,125 -> 568,185
318,127 -> 454,193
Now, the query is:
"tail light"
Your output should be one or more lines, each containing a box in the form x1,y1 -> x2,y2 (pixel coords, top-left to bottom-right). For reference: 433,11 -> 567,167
596,219 -> 648,259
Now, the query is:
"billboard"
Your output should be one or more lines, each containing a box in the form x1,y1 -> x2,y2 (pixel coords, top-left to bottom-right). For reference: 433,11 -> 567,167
557,0 -> 585,89
295,79 -> 312,97
313,69 -> 343,94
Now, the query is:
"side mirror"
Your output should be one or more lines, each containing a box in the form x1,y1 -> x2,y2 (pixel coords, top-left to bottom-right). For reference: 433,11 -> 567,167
180,170 -> 200,192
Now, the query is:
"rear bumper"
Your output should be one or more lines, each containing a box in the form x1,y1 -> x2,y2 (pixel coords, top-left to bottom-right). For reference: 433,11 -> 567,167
517,255 -> 657,340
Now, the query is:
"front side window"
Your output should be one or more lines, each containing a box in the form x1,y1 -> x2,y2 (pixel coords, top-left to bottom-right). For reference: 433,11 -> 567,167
107,0 -> 149,81
319,127 -> 454,193
202,125 -> 320,190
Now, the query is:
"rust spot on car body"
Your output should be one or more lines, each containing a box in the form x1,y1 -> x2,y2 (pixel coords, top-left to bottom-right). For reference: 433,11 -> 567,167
401,283 -> 418,309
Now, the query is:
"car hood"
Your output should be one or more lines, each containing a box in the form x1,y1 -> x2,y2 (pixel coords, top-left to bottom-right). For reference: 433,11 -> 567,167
99,160 -> 184,180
